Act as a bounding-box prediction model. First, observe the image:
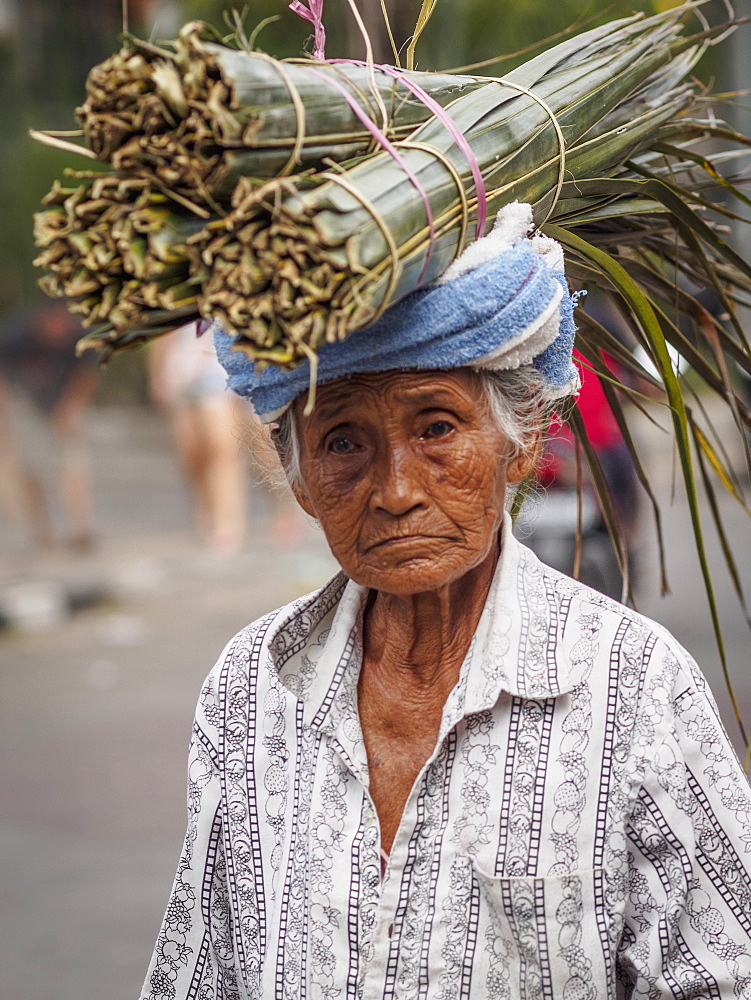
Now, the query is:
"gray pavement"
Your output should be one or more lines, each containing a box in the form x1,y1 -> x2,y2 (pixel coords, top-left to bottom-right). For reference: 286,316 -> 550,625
0,401 -> 749,1000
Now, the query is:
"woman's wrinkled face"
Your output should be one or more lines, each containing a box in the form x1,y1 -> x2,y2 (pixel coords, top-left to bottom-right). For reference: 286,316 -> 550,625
292,369 -> 537,596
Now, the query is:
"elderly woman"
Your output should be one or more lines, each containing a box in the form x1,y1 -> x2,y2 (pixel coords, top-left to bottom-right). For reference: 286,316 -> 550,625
141,206 -> 751,1000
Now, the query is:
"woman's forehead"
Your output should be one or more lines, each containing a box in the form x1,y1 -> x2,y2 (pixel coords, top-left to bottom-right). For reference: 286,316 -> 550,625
298,369 -> 483,420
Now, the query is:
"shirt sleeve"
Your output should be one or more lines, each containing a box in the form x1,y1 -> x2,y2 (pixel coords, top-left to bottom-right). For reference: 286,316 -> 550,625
140,668 -> 241,1000
617,641 -> 751,997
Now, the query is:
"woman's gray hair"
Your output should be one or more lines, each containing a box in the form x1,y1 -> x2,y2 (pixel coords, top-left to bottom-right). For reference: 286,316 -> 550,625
478,365 -> 553,460
273,365 -> 553,492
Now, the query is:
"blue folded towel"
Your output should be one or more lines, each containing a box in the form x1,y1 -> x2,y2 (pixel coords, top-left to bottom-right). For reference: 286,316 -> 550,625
215,230 -> 578,421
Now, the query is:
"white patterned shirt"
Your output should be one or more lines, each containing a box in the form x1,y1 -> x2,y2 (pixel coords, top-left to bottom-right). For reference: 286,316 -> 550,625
141,518 -> 751,1000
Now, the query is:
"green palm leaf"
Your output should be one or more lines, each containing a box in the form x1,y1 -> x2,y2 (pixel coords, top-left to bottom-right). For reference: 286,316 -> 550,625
547,223 -> 748,747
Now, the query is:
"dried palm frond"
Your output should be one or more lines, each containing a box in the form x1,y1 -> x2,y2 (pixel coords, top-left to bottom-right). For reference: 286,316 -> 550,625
77,21 -> 489,201
194,9 -> 708,362
42,8 -> 707,353
33,171 -> 207,354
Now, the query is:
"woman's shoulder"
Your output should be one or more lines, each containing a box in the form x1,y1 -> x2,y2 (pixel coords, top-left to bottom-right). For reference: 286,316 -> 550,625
527,554 -> 730,774
190,571 -> 349,744
520,538 -> 699,671
203,569 -> 349,690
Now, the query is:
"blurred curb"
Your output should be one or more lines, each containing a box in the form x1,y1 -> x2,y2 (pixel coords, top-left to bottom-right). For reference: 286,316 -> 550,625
0,541 -> 172,635
0,532 -> 338,635
0,575 -> 111,633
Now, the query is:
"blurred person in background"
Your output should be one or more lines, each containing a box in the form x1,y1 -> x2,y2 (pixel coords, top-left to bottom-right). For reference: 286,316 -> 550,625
522,345 -> 641,600
0,299 -> 99,551
149,321 -> 249,556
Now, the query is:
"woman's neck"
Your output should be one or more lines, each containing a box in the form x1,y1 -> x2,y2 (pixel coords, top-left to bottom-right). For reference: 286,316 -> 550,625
356,535 -> 502,854
362,537 -> 500,694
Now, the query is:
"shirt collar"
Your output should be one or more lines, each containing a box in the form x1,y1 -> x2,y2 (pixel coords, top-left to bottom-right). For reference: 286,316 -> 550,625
267,513 -> 588,737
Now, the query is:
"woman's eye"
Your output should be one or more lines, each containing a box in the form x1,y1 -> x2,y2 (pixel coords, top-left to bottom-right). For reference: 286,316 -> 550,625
328,436 -> 357,455
423,420 -> 454,439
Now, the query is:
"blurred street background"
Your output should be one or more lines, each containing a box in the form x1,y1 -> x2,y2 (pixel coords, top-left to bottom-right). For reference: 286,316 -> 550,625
1,2 -> 750,1000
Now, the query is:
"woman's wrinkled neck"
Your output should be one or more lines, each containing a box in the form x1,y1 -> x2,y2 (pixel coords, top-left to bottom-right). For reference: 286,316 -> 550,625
362,530 -> 502,692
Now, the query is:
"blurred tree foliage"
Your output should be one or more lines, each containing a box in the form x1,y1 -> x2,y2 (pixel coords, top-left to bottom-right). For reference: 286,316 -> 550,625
0,0 -> 730,335
1,0 -> 131,313
180,0 -> 665,68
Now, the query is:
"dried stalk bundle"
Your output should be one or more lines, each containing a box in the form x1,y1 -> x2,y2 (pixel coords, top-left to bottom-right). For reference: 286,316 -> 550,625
194,10 -> 707,363
37,8 -> 726,357
77,22 -> 488,202
33,171 -> 207,351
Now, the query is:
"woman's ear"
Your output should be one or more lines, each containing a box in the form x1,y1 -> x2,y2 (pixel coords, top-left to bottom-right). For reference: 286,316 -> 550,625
506,429 -> 543,484
269,427 -> 288,468
270,426 -> 318,518
291,481 -> 317,519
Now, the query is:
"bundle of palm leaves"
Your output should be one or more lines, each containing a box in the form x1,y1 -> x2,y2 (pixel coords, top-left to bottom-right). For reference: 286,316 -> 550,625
37,7 -> 741,359
195,18 -> 705,362
77,21 -> 488,200
32,0 -> 751,744
34,171 -> 206,347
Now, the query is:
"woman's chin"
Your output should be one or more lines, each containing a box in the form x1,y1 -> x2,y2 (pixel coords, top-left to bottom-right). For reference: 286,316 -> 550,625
345,551 -> 487,597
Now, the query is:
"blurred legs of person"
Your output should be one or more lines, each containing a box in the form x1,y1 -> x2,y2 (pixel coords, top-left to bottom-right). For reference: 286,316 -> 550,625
0,302 -> 98,552
151,323 -> 315,555
2,379 -> 94,551
58,432 -> 95,551
235,403 -> 308,549
151,325 -> 248,555
170,393 -> 247,555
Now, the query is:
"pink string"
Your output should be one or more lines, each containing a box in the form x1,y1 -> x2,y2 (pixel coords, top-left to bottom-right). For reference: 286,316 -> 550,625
289,1 -> 326,61
284,8 -> 488,270
331,59 -> 488,239
306,66 -> 436,286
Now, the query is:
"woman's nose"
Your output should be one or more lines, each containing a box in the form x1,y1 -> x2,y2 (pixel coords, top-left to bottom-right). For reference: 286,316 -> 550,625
371,443 -> 427,516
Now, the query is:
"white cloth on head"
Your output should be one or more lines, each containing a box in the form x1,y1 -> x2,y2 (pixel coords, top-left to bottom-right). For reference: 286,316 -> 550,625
436,202 -> 568,375
436,201 -> 564,283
